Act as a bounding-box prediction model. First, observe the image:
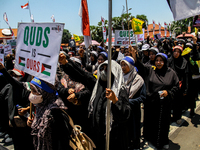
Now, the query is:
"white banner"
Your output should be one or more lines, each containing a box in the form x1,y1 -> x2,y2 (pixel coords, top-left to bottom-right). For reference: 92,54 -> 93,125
0,44 -> 4,65
137,29 -> 144,42
4,44 -> 12,56
115,30 -> 136,46
115,29 -> 144,46
15,23 -> 64,85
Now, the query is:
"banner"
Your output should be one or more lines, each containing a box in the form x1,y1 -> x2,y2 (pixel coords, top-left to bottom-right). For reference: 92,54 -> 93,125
167,0 -> 200,21
132,18 -> 144,35
101,16 -> 107,43
15,23 -> 64,85
4,44 -> 12,56
0,44 -> 4,65
115,30 -> 137,46
7,39 -> 16,49
137,29 -> 145,42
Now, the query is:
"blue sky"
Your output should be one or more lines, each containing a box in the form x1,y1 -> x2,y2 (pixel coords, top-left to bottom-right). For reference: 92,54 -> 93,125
0,0 -> 174,36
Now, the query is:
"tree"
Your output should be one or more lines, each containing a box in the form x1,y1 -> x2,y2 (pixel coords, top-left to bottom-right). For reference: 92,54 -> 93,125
62,29 -> 72,43
136,14 -> 148,29
90,13 -> 148,42
170,17 -> 193,35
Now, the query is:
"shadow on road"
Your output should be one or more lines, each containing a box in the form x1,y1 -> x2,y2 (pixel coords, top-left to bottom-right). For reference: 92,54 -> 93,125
169,140 -> 180,150
191,114 -> 200,127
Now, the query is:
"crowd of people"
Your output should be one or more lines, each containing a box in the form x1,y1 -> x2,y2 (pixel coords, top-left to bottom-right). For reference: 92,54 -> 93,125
0,33 -> 200,150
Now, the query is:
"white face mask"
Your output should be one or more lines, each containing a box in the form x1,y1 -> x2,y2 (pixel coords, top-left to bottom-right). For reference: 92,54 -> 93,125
29,93 -> 43,104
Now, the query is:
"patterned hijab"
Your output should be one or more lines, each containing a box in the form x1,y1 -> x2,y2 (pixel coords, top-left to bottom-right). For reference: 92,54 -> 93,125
30,77 -> 67,150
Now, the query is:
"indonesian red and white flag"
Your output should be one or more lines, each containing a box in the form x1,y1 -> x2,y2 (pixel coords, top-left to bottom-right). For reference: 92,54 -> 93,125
79,0 -> 91,49
21,2 -> 29,9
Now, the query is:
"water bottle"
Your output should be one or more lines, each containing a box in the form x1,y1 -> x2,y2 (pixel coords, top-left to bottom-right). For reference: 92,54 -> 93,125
16,104 -> 30,118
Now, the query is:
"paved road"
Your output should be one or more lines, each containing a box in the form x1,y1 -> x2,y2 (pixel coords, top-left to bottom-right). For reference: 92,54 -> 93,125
142,100 -> 200,150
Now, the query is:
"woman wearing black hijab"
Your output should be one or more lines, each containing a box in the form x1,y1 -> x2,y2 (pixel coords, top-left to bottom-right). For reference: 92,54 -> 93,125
167,45 -> 189,123
132,46 -> 179,149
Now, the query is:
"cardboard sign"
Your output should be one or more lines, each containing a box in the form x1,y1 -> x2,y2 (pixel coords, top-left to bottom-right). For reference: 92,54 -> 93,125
15,23 -> 64,85
4,44 -> 12,56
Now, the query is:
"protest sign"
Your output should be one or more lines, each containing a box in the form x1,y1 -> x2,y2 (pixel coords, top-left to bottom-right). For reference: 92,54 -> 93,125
7,39 -> 17,49
15,23 -> 64,85
0,44 -> 4,65
4,44 -> 12,56
137,29 -> 145,42
115,30 -> 137,46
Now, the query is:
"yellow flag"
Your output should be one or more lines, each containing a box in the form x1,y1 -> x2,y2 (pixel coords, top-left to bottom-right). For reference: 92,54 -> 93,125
73,34 -> 80,42
132,18 -> 144,35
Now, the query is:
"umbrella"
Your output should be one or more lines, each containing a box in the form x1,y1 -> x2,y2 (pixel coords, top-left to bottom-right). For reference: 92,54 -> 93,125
80,40 -> 100,46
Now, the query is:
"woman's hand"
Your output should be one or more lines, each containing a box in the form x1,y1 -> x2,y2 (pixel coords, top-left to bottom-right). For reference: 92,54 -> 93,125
0,62 -> 5,70
59,53 -> 68,65
18,107 -> 29,116
27,116 -> 34,127
67,93 -> 76,102
160,90 -> 168,97
68,88 -> 75,94
106,88 -> 118,104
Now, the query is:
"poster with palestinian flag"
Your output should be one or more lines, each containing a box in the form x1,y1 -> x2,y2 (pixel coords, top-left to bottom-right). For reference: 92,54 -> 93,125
15,23 -> 64,85
115,29 -> 145,46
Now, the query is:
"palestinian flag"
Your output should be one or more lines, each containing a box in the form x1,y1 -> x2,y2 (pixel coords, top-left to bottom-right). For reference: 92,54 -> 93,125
117,41 -> 122,44
41,63 -> 51,76
167,0 -> 200,21
19,56 -> 25,67
131,41 -> 135,44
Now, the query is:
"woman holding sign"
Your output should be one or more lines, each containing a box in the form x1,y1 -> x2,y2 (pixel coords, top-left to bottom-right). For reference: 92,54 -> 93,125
59,53 -> 131,150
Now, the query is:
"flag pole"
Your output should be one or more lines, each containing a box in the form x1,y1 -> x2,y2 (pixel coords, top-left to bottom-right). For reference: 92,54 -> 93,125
125,0 -> 130,44
106,0 -> 112,150
28,1 -> 32,22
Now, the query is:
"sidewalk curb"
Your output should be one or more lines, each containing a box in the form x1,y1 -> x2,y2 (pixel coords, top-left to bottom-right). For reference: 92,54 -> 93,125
169,100 -> 200,138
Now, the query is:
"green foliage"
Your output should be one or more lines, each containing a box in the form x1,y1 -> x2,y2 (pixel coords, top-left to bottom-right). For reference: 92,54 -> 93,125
170,17 -> 193,35
62,29 -> 72,43
136,14 -> 148,29
90,13 -> 148,42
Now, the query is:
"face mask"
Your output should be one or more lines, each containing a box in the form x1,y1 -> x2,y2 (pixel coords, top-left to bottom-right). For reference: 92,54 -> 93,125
154,42 -> 158,46
100,70 -> 107,81
29,93 -> 43,104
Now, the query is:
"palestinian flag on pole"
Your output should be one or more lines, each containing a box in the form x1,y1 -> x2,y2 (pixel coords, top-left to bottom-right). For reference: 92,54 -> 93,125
19,56 -> 25,67
41,63 -> 51,76
167,0 -> 200,21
